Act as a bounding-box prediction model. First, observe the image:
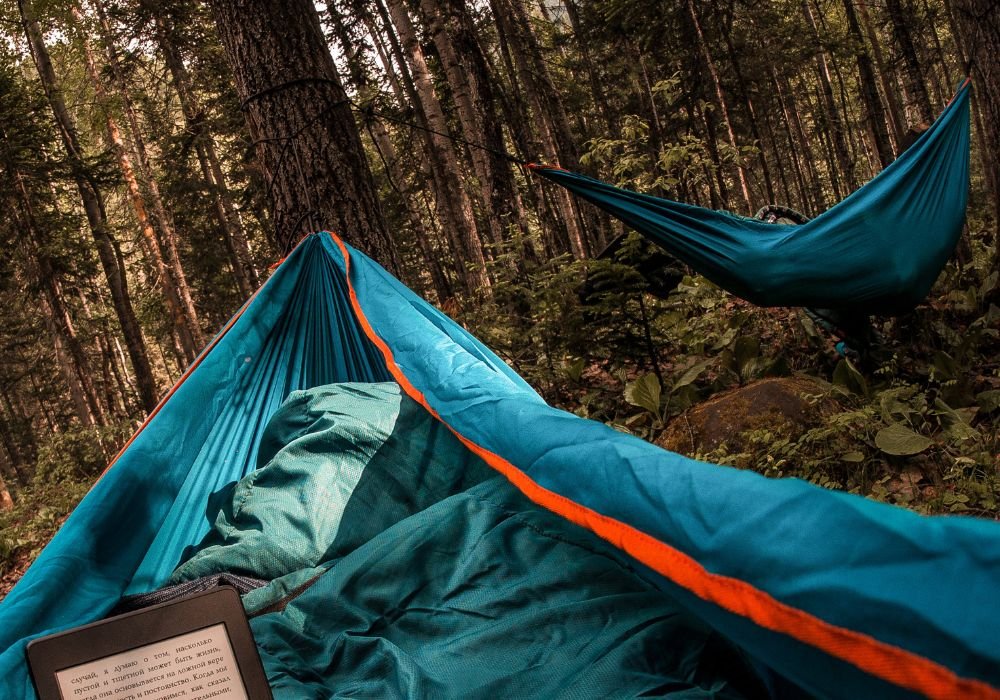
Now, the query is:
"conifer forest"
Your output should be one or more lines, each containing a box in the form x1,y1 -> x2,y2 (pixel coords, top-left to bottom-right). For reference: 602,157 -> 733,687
1,0 -> 999,593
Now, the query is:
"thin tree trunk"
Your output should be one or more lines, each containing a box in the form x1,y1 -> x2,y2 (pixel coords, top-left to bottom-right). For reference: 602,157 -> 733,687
417,0 -> 523,258
379,0 -> 490,289
952,0 -> 1000,269
685,0 -> 753,213
714,0 -> 775,202
359,14 -> 471,292
803,1 -> 856,191
492,0 -> 590,257
885,0 -> 936,125
781,71 -> 825,211
327,8 -> 454,302
38,295 -> 99,429
945,0 -> 996,219
75,6 -> 196,365
561,0 -> 615,133
20,0 -> 159,413
768,68 -> 812,214
843,0 -> 894,168
153,11 -> 261,295
856,0 -> 908,150
93,0 -> 204,352
484,0 -> 570,253
3,149 -> 107,427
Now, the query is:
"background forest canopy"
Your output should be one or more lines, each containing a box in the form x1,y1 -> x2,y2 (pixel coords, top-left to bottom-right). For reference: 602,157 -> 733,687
1,0 -> 999,584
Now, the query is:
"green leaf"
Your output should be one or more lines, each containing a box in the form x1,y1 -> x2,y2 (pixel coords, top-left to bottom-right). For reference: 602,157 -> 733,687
841,451 -> 866,463
734,336 -> 760,371
832,359 -> 869,398
674,359 -> 711,390
711,326 -> 739,351
625,373 -> 661,416
931,351 -> 959,382
976,390 -> 1000,414
563,357 -> 585,383
875,423 -> 934,456
933,398 -> 980,442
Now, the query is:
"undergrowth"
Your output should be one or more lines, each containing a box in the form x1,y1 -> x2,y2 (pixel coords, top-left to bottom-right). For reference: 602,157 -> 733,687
460,231 -> 1000,518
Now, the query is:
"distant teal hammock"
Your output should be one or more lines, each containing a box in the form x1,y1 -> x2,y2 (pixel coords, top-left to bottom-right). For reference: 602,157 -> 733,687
530,81 -> 971,315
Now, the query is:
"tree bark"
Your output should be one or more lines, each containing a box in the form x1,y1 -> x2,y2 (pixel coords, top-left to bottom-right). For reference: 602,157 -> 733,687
953,0 -> 1000,266
1,120 -> 107,427
152,13 -> 259,297
685,0 -> 753,213
379,0 -> 490,289
856,0 -> 907,150
75,5 -> 197,365
491,0 -> 591,257
803,1 -> 856,191
327,7 -> 454,302
206,0 -> 399,267
416,0 -> 524,254
843,0 -> 895,168
93,0 -> 204,353
358,13 -> 472,290
20,0 -> 159,413
713,0 -> 775,202
885,0 -> 936,125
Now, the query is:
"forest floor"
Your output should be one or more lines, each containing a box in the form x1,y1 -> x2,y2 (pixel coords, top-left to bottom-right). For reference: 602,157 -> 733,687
2,242 -> 999,599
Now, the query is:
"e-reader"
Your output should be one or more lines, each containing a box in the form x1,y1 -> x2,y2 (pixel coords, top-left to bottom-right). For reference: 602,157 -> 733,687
26,585 -> 272,700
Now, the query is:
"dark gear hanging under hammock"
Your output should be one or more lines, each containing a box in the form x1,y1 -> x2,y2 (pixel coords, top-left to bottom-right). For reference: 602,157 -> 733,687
531,81 -> 971,316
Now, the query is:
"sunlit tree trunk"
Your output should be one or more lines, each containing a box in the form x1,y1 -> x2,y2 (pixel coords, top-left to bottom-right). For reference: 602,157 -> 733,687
686,0 -> 753,213
380,0 -> 491,290
21,0 -> 159,413
75,6 -> 196,365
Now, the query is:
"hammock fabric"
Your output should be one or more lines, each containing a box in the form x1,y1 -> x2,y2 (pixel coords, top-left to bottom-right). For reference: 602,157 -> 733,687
530,82 -> 972,315
2,232 -> 999,699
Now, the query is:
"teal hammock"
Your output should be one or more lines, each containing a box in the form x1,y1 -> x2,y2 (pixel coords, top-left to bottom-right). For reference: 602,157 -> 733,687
2,232 -> 999,699
530,82 -> 971,315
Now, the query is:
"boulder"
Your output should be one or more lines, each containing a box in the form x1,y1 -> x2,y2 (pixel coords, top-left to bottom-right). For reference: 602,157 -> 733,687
657,376 -> 835,454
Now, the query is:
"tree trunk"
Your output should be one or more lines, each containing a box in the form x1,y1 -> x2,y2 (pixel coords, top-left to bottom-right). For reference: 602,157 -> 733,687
379,0 -> 491,289
75,6 -> 197,365
20,0 -> 159,413
153,14 -> 258,298
714,0 -> 775,203
358,13 -> 472,291
843,0 -> 895,168
561,0 -> 615,133
953,0 -> 1000,267
885,0 -> 936,125
3,142 -> 107,427
803,1 -> 856,191
856,0 -> 907,151
491,0 -> 591,257
781,71 -> 825,211
206,0 -> 399,267
327,7 -> 454,302
93,0 -> 204,352
945,0 -> 996,223
417,0 -> 524,255
685,0 -> 753,213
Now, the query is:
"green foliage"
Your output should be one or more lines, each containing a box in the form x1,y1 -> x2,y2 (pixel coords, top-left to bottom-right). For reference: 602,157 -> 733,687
0,475 -> 91,581
32,424 -> 122,485
460,222 -> 1000,518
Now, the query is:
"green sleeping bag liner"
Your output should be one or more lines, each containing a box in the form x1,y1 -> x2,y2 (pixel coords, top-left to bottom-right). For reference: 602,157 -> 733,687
167,382 -> 774,698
